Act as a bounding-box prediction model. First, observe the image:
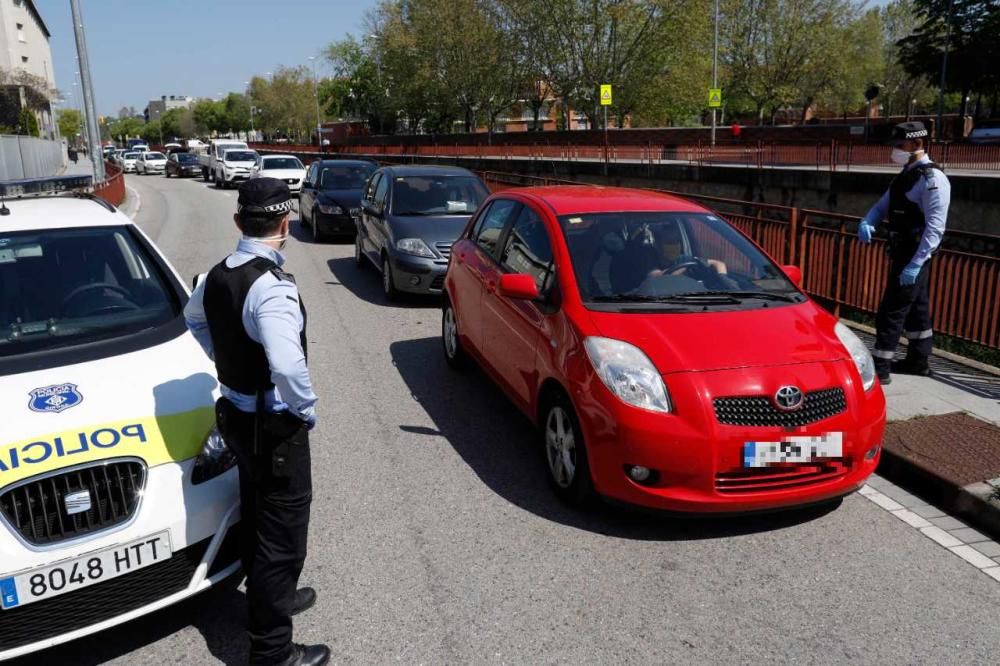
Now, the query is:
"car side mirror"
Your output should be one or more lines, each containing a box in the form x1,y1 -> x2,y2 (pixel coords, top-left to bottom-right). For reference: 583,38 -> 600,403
781,264 -> 803,287
498,274 -> 540,300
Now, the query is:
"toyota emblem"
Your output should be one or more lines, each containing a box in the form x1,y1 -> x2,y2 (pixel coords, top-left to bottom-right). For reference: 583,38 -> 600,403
774,385 -> 804,411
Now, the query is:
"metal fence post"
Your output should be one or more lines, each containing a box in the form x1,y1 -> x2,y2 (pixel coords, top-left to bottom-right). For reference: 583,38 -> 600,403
788,207 -> 799,266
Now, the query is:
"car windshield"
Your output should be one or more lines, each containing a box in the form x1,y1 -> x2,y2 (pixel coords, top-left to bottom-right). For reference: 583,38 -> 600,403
559,212 -> 800,307
178,153 -> 199,163
224,151 -> 256,161
318,165 -> 373,190
124,152 -> 138,159
391,175 -> 487,216
263,158 -> 303,170
144,152 -> 165,160
0,226 -> 182,360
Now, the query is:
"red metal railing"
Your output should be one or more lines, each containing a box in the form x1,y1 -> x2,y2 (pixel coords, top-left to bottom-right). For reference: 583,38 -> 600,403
250,140 -> 1000,171
93,161 -> 125,206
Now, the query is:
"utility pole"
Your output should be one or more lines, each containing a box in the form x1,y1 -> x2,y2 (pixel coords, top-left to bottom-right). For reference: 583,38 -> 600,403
711,0 -> 719,147
309,56 -> 322,146
936,0 -> 955,140
246,81 -> 255,141
70,0 -> 104,181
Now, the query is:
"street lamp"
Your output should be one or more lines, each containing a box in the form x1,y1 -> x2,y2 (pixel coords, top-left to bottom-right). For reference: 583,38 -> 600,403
245,81 -> 256,142
308,56 -> 322,147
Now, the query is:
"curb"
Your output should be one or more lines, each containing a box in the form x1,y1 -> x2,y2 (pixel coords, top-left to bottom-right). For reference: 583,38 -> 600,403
120,184 -> 141,219
877,447 -> 1000,543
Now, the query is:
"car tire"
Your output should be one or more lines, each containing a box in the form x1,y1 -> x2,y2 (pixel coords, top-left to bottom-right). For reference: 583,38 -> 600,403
203,168 -> 210,182
540,391 -> 596,507
382,256 -> 399,302
442,299 -> 470,371
354,233 -> 367,269
165,170 -> 171,178
311,209 -> 324,243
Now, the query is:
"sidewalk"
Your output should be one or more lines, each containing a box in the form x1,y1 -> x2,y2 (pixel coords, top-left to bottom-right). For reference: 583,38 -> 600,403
865,336 -> 1000,540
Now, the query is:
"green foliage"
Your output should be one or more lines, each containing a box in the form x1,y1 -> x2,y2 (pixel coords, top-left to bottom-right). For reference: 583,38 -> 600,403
105,116 -> 144,143
141,120 -> 162,144
17,107 -> 39,136
57,108 -> 82,138
248,68 -> 320,140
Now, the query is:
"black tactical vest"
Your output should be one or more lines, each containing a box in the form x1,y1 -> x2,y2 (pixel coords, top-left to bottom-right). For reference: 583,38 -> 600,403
886,162 -> 941,258
203,256 -> 307,395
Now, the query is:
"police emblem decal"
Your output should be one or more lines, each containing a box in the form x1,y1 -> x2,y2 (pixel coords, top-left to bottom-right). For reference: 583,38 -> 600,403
28,383 -> 83,414
773,385 -> 804,412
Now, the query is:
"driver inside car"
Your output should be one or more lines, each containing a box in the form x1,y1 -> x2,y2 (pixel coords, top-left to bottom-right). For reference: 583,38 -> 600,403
609,222 -> 729,294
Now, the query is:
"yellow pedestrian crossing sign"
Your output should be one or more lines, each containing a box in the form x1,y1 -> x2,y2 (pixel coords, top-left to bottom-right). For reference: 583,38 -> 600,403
708,88 -> 722,108
600,84 -> 613,106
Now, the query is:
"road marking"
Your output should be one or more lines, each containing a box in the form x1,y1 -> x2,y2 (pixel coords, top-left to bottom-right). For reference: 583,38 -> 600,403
124,184 -> 141,219
861,475 -> 1000,584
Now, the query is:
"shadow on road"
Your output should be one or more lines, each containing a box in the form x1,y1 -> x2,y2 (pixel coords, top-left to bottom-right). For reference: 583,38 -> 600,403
14,574 -> 248,666
390,335 -> 841,541
325,257 -> 441,310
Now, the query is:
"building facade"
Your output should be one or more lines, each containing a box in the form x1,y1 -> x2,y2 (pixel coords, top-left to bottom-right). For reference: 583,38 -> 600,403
144,95 -> 194,123
0,0 -> 56,137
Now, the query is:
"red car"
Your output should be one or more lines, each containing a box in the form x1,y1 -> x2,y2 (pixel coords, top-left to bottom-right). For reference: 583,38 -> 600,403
441,186 -> 885,513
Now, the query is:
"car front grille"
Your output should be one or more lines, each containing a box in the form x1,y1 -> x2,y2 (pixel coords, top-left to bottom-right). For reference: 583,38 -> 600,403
0,460 -> 145,546
434,242 -> 453,265
0,537 -> 210,652
715,461 -> 850,494
429,275 -> 446,291
713,387 -> 846,428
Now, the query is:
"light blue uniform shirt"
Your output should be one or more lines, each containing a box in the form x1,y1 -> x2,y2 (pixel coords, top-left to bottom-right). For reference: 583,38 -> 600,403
184,238 -> 317,425
864,154 -> 951,268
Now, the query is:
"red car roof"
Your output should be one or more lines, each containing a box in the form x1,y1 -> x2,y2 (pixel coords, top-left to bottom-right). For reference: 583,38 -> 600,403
509,185 -> 711,216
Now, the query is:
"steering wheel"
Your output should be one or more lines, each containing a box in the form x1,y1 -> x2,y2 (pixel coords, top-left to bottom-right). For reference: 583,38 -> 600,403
61,282 -> 138,316
665,256 -> 713,277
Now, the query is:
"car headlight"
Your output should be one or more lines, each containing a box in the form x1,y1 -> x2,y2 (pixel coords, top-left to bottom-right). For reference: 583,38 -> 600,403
835,322 -> 876,391
396,238 -> 435,258
318,203 -> 344,215
191,425 -> 236,485
584,337 -> 671,413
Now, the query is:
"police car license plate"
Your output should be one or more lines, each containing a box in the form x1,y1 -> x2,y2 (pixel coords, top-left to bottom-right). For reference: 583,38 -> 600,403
742,432 -> 843,468
0,531 -> 172,610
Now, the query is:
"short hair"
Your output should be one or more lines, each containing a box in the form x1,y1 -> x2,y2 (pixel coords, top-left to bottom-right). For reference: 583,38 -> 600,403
238,211 -> 285,237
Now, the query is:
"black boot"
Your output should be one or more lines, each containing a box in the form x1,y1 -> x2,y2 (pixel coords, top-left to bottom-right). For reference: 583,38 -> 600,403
291,587 -> 317,616
276,643 -> 331,666
892,357 -> 932,377
875,361 -> 892,385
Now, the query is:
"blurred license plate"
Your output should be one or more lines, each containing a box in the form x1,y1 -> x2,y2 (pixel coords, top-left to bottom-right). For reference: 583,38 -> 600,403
0,531 -> 171,610
742,432 -> 842,468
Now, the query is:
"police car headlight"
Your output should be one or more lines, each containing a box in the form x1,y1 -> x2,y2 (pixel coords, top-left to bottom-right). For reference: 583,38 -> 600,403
191,426 -> 236,485
584,337 -> 671,413
396,238 -> 435,258
835,322 -> 876,391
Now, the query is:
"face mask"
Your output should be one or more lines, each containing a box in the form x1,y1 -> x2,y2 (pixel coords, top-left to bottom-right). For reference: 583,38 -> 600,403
243,233 -> 288,251
890,148 -> 912,165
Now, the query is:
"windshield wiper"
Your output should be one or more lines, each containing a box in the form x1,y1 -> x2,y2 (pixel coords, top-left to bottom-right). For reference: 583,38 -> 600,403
590,293 -> 739,304
677,290 -> 801,302
395,211 -> 436,216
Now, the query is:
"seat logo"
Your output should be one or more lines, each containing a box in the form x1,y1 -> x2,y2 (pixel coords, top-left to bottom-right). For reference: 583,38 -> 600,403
28,383 -> 83,414
64,489 -> 92,516
774,385 -> 804,411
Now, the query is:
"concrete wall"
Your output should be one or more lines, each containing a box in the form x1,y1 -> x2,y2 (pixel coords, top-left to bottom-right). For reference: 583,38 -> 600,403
0,134 -> 64,179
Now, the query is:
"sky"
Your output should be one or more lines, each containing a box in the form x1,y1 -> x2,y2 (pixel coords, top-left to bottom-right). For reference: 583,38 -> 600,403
35,0 -> 376,117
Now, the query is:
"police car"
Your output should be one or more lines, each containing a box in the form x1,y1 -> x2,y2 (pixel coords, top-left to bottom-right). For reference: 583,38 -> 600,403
0,176 -> 240,659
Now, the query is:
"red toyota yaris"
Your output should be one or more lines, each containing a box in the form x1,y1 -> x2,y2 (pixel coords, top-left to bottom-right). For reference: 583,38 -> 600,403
441,186 -> 885,513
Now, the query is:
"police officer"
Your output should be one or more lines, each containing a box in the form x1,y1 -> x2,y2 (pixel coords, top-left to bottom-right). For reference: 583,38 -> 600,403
184,178 -> 329,666
857,121 -> 951,385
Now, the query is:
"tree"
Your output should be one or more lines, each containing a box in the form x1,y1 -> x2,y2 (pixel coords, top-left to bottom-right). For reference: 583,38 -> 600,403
192,98 -> 225,135
222,93 -> 252,134
249,68 -> 316,140
105,116 -> 144,143
898,0 -> 1000,118
17,107 -> 40,136
57,108 -> 82,139
141,120 -> 162,144
160,107 -> 186,139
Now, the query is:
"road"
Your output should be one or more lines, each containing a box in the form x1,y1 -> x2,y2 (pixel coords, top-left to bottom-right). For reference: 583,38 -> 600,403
29,171 -> 1000,664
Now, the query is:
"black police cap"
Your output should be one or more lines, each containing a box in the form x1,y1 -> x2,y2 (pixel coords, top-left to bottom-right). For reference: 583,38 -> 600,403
892,121 -> 928,143
237,177 -> 293,216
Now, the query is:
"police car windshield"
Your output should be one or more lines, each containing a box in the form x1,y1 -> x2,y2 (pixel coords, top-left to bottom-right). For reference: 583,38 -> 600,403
558,212 -> 801,308
318,166 -> 372,190
0,226 -> 182,359
391,176 -> 487,216
263,158 -> 303,170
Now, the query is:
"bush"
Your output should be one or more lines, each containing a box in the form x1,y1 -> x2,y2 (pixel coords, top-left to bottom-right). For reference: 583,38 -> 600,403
17,107 -> 39,137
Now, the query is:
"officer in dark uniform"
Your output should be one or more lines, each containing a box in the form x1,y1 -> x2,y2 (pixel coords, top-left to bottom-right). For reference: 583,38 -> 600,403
184,178 -> 329,666
858,121 -> 951,385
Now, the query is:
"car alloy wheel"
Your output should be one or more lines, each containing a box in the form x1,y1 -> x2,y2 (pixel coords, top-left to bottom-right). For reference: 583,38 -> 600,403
540,394 -> 595,505
546,406 -> 577,488
442,301 -> 469,370
312,209 -> 323,242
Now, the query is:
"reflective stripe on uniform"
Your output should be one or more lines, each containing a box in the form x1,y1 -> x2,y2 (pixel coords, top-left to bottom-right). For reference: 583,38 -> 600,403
872,349 -> 896,359
905,329 -> 933,339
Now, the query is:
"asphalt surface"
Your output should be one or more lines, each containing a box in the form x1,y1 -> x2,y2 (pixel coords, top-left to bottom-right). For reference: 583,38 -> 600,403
26,172 -> 1000,665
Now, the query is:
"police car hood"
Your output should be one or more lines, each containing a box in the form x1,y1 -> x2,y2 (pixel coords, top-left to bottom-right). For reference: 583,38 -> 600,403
0,332 -> 218,491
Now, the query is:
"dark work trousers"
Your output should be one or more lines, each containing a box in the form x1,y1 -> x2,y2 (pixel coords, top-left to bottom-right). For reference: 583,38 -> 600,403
873,257 -> 933,369
215,398 -> 312,665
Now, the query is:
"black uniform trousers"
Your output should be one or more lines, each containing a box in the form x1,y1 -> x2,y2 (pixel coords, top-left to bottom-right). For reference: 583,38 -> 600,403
873,256 -> 933,369
215,398 -> 312,665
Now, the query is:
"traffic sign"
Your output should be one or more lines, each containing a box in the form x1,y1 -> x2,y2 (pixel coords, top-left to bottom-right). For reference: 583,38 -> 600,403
600,84 -> 613,106
708,88 -> 722,108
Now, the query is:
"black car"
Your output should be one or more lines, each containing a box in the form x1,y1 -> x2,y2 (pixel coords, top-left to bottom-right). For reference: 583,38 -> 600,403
165,152 -> 202,178
355,165 -> 489,300
299,159 -> 377,242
